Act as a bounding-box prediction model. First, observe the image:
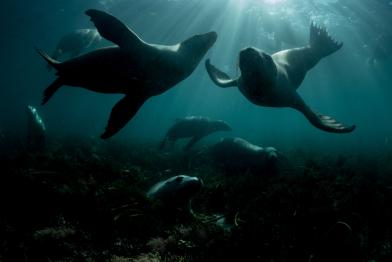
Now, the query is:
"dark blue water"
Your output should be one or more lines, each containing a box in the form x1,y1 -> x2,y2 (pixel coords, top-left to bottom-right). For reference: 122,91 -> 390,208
1,0 -> 391,152
2,1 -> 392,261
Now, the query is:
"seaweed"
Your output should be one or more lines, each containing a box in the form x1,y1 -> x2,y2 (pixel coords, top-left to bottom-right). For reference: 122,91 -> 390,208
0,136 -> 391,261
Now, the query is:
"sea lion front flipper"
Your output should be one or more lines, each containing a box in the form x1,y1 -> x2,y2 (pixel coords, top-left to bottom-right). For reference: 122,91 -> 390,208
184,136 -> 202,151
101,94 -> 147,139
293,94 -> 355,133
85,9 -> 143,49
42,78 -> 64,105
158,136 -> 169,150
205,59 -> 238,88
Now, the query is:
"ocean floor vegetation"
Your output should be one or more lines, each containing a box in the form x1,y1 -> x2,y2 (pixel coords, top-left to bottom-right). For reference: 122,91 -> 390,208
0,136 -> 392,261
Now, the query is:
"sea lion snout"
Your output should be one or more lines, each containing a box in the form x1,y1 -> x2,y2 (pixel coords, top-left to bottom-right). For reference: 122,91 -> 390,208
241,47 -> 258,54
239,47 -> 277,84
202,31 -> 218,48
187,31 -> 217,48
240,47 -> 259,59
189,177 -> 203,194
265,147 -> 278,161
239,47 -> 263,69
213,121 -> 232,132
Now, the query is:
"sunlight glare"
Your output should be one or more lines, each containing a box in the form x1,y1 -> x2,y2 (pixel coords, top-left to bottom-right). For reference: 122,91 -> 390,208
234,0 -> 287,8
263,0 -> 286,5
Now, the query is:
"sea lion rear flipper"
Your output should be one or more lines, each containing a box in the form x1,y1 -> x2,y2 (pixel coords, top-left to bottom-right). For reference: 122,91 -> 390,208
85,9 -> 143,49
292,93 -> 355,133
309,22 -> 343,59
36,48 -> 60,71
42,78 -> 64,105
205,59 -> 238,88
101,94 -> 147,139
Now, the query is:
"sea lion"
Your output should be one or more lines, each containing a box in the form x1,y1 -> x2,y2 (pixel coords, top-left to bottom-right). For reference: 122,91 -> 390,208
369,34 -> 392,66
48,28 -> 102,69
210,137 -> 278,174
159,116 -> 231,151
37,9 -> 217,139
148,175 -> 203,209
206,23 -> 355,134
26,105 -> 46,151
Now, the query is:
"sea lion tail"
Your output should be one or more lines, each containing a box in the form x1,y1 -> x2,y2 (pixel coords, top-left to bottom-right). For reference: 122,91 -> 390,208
309,22 -> 343,58
35,47 -> 60,70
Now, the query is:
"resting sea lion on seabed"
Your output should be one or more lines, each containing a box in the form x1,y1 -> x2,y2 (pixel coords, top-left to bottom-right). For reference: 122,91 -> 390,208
206,23 -> 355,134
148,175 -> 203,213
159,116 -> 231,151
210,137 -> 278,175
37,9 -> 217,139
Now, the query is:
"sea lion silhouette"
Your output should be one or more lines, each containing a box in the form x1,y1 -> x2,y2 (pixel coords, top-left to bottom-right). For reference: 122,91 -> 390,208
37,9 -> 217,139
159,116 -> 231,151
206,23 -> 355,134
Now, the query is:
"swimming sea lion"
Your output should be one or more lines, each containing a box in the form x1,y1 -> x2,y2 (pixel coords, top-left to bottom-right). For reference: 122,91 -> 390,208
26,105 -> 46,151
148,175 -> 203,208
369,33 -> 392,66
159,116 -> 231,151
206,23 -> 355,134
48,28 -> 102,69
37,9 -> 217,139
210,137 -> 278,174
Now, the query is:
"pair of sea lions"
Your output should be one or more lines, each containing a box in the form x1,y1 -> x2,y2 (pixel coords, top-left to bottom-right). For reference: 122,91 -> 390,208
38,9 -> 355,139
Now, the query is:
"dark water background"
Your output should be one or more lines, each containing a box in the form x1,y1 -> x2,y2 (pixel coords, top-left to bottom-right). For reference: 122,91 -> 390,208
1,0 -> 392,153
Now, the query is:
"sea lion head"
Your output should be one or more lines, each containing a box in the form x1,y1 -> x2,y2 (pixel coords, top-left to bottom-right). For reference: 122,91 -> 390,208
264,146 -> 278,162
239,47 -> 277,86
209,120 -> 232,132
179,31 -> 217,66
148,175 -> 203,204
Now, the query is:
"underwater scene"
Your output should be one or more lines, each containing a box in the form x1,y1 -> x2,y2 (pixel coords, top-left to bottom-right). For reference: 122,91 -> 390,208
1,0 -> 392,261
